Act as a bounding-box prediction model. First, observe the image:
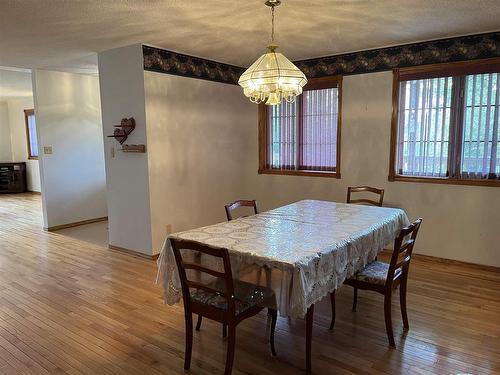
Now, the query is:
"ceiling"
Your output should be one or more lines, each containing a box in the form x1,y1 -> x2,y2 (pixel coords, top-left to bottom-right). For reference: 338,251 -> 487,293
0,68 -> 33,101
0,0 -> 499,73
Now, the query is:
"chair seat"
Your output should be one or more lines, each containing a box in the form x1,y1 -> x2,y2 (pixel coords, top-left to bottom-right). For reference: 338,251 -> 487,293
190,280 -> 276,315
352,261 -> 401,285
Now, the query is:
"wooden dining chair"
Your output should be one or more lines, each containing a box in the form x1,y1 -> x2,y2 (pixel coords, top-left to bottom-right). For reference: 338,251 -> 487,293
329,218 -> 422,348
347,186 -> 385,207
225,200 -> 259,221
170,238 -> 278,375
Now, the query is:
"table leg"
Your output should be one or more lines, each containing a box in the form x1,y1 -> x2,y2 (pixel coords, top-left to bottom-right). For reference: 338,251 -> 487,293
306,304 -> 314,374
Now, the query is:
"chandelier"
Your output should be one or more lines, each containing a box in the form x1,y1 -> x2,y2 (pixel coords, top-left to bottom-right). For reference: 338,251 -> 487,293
238,0 -> 307,105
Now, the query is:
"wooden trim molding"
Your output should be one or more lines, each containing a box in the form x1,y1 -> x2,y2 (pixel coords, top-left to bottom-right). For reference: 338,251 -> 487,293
380,249 -> 500,273
108,244 -> 159,260
258,169 -> 340,178
45,217 -> 108,232
389,175 -> 500,187
258,75 -> 342,178
388,69 -> 400,182
397,57 -> 500,81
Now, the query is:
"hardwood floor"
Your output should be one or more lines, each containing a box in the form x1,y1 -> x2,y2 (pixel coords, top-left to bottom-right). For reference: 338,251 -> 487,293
0,193 -> 499,374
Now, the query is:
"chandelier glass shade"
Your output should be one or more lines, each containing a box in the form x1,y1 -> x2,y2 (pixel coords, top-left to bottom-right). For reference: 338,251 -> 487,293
238,1 -> 307,105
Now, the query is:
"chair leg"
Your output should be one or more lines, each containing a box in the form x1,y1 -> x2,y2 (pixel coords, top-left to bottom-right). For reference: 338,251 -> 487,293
352,287 -> 358,311
269,308 -> 277,356
400,278 -> 409,330
195,315 -> 202,331
224,325 -> 236,375
184,312 -> 193,370
384,293 -> 395,348
305,304 -> 314,374
223,324 -> 227,338
329,291 -> 336,330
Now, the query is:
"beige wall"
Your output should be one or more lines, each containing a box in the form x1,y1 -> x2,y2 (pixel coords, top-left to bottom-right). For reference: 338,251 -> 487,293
6,97 -> 41,192
33,70 -> 107,229
0,101 -> 12,162
144,71 -> 256,253
143,69 -> 500,267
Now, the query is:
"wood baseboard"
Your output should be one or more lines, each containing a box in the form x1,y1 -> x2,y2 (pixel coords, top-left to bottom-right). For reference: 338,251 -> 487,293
108,244 -> 159,260
380,249 -> 500,272
45,217 -> 108,232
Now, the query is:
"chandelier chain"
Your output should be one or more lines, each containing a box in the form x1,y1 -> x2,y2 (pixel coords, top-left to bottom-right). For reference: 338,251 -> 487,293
271,5 -> 275,42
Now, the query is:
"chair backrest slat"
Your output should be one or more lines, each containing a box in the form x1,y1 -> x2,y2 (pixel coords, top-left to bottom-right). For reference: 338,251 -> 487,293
387,218 -> 423,285
225,200 -> 259,221
183,262 -> 227,279
170,238 -> 236,315
347,186 -> 384,207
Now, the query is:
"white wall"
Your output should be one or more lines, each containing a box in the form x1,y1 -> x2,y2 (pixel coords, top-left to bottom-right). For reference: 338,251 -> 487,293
144,72 -> 256,253
98,44 -> 153,255
6,97 -> 41,192
142,70 -> 500,267
33,69 -> 107,229
0,102 -> 12,162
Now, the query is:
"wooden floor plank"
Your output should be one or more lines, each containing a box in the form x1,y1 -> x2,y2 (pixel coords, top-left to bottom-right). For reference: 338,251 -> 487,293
0,193 -> 499,374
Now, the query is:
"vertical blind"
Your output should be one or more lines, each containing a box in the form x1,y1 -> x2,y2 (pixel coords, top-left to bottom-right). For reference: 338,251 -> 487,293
268,100 -> 298,169
267,87 -> 338,171
301,88 -> 338,170
461,72 -> 500,179
397,77 -> 453,177
26,112 -> 38,158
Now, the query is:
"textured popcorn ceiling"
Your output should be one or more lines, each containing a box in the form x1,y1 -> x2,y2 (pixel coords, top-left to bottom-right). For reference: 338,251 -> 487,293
0,0 -> 499,73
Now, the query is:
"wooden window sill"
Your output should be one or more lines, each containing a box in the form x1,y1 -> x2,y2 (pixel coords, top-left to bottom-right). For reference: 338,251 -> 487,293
259,168 -> 340,179
388,175 -> 500,187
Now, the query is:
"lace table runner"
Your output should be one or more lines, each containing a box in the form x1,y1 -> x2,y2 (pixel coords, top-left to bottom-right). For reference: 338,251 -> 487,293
157,200 -> 409,318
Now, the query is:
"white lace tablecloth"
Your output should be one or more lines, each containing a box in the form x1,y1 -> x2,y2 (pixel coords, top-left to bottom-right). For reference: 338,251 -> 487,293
156,200 -> 409,318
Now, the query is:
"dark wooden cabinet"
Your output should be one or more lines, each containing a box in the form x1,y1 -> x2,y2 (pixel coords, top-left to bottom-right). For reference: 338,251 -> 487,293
0,163 -> 27,193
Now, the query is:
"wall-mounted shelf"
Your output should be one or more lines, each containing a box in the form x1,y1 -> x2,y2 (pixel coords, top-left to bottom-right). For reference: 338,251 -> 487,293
120,144 -> 146,153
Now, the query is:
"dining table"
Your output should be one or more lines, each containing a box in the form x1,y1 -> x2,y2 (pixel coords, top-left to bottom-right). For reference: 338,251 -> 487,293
156,199 -> 409,373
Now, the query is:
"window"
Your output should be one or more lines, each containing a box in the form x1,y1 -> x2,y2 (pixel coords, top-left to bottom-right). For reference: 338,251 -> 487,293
389,59 -> 500,186
24,109 -> 38,159
259,76 -> 342,177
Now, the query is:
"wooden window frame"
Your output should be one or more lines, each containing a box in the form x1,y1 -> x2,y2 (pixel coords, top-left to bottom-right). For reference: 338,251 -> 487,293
389,57 -> 500,187
258,75 -> 342,178
24,109 -> 38,160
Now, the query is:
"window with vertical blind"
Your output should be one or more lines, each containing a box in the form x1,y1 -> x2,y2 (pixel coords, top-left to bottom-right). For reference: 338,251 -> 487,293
390,58 -> 500,186
24,109 -> 38,160
259,76 -> 342,177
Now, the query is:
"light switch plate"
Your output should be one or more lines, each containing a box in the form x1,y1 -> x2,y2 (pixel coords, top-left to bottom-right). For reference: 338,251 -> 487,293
43,146 -> 53,154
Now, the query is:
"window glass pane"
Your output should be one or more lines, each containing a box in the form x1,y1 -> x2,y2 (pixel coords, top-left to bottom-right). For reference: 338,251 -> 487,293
397,77 -> 453,177
460,72 -> 499,179
27,114 -> 38,157
300,88 -> 338,170
268,101 -> 298,169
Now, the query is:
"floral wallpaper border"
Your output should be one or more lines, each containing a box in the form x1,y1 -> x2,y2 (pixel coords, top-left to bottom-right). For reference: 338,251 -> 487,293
143,32 -> 500,84
143,45 -> 244,85
295,32 -> 500,78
